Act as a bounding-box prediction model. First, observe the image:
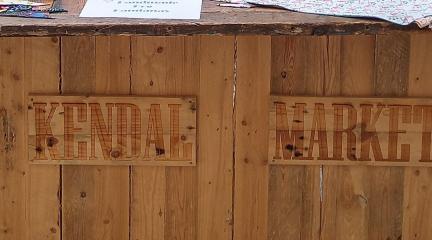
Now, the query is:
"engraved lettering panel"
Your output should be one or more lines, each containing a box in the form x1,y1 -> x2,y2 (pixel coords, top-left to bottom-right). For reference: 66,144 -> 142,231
28,95 -> 197,166
269,96 -> 432,167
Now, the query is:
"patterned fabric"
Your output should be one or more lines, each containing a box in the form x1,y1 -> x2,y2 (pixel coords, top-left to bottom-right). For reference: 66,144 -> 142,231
416,16 -> 432,28
215,0 -> 432,27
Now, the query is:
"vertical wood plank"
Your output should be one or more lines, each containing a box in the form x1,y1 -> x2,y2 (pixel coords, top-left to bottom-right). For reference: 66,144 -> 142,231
402,33 -> 432,240
268,36 -> 323,240
25,37 -> 61,240
130,36 -> 167,240
313,36 -> 342,240
61,36 -> 96,240
321,35 -> 375,240
234,35 -> 270,240
0,37 -> 27,240
375,34 -> 409,97
131,36 -> 200,240
197,35 -> 234,240
368,33 -> 409,240
164,37 -> 198,240
61,36 -> 130,240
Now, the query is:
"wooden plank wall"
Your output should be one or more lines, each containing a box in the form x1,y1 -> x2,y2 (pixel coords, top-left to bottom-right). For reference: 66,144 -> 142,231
61,36 -> 131,240
0,33 -> 432,240
234,33 -> 432,240
0,36 -> 234,240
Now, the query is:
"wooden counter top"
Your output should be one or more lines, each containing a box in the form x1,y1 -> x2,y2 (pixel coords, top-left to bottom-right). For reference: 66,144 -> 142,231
0,0 -> 427,36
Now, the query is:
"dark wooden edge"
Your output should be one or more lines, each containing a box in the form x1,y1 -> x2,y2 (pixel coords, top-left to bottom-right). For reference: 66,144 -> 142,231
0,21 -> 424,37
0,0 -> 428,37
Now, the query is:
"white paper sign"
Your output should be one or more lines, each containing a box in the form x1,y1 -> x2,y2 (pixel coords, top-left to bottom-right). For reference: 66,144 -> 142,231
80,0 -> 202,19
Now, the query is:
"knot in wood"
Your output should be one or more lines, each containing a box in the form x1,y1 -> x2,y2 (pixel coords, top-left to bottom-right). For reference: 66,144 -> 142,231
110,149 -> 121,159
46,137 -> 58,147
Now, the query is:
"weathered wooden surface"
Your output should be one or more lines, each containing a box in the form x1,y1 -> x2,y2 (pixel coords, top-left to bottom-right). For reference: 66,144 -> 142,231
26,37 -> 62,240
1,33 -> 432,240
402,33 -> 432,240
320,35 -> 374,240
0,37 -> 28,240
234,35 -> 270,240
128,35 -> 234,240
130,36 -> 200,240
60,36 -> 131,240
269,96 -> 432,166
0,0 -> 426,37
27,95 -> 197,166
268,36 -> 324,240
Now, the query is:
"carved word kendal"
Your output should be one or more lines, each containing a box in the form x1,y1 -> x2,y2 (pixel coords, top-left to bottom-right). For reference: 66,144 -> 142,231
28,95 -> 196,166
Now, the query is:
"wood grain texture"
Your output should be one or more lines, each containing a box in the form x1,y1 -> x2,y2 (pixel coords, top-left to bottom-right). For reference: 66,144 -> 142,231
368,33 -> 409,240
402,33 -> 432,240
375,33 -> 410,97
197,35 -> 234,240
320,35 -> 375,240
0,37 -> 27,240
162,36 -> 198,240
268,36 -> 323,240
131,36 -> 202,240
25,37 -> 61,240
61,36 -> 130,240
234,35 -> 270,240
0,0 -> 425,37
269,95 -> 432,166
130,36 -> 168,240
27,95 -> 197,166
2,33 -> 432,240
269,34 -> 409,239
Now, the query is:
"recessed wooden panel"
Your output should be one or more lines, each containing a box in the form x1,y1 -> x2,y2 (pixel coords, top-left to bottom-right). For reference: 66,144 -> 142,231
28,95 -> 197,166
270,95 -> 432,166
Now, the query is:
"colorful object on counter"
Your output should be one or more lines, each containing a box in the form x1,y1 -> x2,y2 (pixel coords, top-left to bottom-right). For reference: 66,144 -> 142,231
1,9 -> 50,18
2,4 -> 32,12
0,0 -> 67,18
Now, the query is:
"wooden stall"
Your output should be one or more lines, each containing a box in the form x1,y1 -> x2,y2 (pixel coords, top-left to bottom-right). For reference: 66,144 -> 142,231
1,0 -> 432,239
